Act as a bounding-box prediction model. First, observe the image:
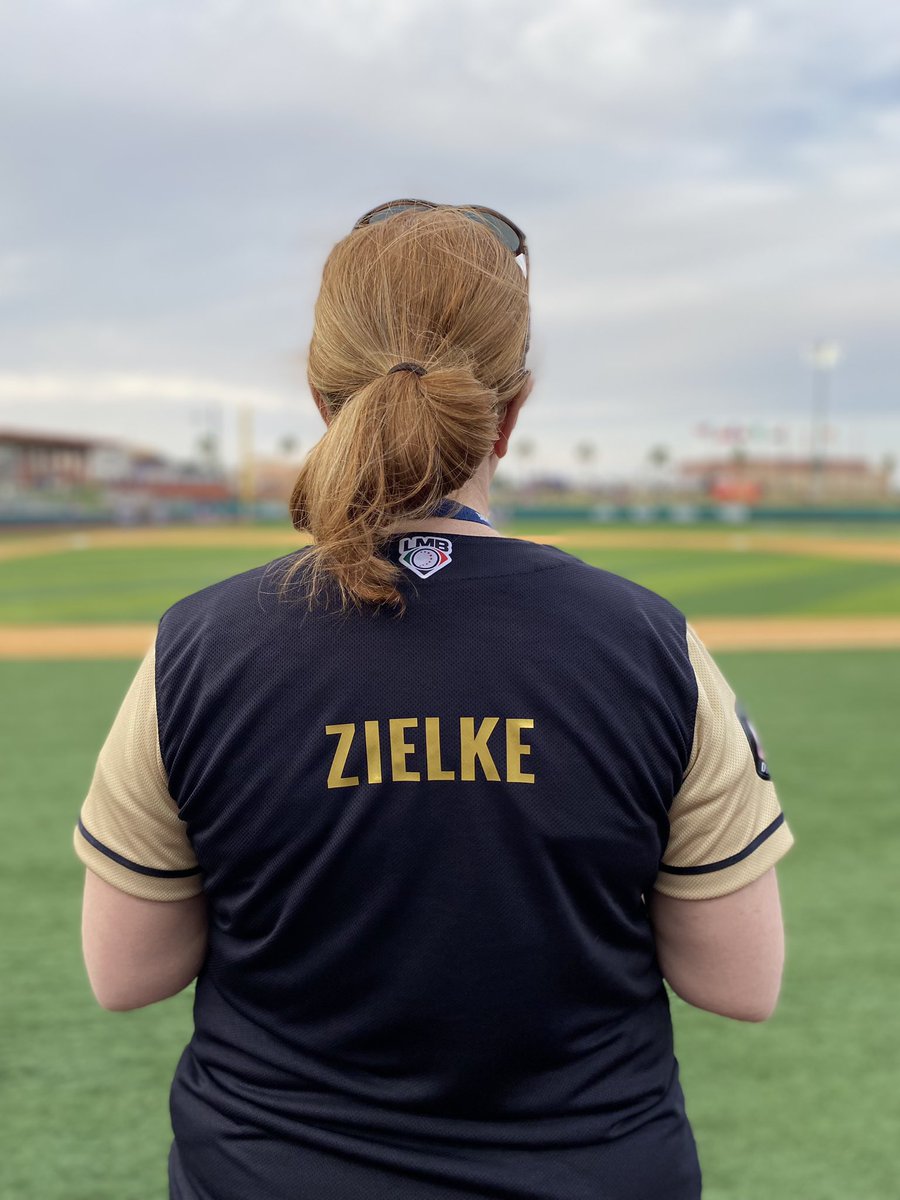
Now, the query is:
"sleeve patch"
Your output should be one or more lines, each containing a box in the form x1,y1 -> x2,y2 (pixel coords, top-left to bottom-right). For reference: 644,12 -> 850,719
736,703 -> 772,781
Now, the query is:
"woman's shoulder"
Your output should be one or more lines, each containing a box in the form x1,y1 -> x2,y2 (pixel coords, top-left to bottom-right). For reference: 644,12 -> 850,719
512,536 -> 686,622
157,549 -> 310,636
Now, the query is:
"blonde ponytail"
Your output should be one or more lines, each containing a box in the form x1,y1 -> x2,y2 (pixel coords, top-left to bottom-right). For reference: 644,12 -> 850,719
282,207 -> 530,612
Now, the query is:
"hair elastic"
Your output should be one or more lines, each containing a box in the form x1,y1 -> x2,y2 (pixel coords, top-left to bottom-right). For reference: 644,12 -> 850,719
388,362 -> 427,377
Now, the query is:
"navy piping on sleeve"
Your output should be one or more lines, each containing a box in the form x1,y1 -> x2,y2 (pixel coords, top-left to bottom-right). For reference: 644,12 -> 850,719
658,812 -> 785,876
77,818 -> 201,879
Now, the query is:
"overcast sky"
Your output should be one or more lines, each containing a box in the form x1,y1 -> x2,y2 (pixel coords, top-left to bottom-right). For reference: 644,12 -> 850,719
1,0 -> 898,478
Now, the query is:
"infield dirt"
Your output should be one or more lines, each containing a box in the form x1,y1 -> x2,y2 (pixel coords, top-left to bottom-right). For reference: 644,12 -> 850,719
3,616 -> 900,658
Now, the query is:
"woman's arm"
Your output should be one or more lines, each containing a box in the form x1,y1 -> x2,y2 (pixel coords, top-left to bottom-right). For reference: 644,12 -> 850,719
650,626 -> 793,1021
81,870 -> 208,1011
74,643 -> 206,1010
648,866 -> 786,1022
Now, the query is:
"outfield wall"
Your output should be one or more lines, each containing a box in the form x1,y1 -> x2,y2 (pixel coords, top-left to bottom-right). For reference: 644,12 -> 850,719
4,501 -> 900,529
501,503 -> 900,524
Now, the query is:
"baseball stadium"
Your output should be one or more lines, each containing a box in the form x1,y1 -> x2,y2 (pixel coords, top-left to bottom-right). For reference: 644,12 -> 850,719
2,517 -> 897,1198
5,4 -> 900,1194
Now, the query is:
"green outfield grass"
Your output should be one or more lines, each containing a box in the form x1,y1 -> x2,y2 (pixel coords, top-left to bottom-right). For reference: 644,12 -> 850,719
2,651 -> 897,1199
2,523 -> 898,1197
3,532 -> 900,622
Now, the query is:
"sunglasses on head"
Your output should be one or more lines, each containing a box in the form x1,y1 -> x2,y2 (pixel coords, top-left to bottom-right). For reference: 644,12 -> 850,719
353,199 -> 528,276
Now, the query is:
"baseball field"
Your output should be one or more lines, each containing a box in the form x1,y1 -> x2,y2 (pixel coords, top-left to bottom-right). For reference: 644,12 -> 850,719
2,521 -> 898,1199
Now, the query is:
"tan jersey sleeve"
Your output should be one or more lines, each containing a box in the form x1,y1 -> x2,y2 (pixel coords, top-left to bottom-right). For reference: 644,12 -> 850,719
653,625 -> 794,900
73,638 -> 202,901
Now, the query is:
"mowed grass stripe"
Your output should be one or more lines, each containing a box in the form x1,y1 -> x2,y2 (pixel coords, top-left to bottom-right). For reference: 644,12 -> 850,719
2,653 -> 897,1198
0,546 -> 300,623
572,547 -> 900,616
4,542 -> 900,623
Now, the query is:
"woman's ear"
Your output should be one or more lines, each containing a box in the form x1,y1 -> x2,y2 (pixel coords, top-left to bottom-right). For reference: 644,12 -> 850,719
311,387 -> 331,426
494,374 -> 533,460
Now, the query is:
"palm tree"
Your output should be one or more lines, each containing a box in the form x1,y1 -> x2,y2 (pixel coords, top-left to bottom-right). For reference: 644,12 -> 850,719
512,437 -> 537,495
574,441 -> 598,494
195,432 -> 218,472
646,445 -> 671,497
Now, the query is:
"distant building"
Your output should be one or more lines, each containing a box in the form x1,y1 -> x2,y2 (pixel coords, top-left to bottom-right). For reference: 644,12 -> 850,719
680,456 -> 893,504
0,427 -> 234,522
0,428 -> 114,491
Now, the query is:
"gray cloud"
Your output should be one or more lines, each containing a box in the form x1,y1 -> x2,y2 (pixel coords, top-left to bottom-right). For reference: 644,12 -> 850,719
1,0 -> 898,471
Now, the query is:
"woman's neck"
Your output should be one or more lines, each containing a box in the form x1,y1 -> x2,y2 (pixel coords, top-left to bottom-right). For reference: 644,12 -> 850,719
387,464 -> 502,538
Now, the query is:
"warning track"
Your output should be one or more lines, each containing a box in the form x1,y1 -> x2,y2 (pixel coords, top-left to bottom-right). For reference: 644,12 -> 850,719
3,617 -> 900,659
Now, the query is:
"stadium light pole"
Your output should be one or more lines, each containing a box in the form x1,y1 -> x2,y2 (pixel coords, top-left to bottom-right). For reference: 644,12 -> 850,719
238,404 -> 255,521
805,340 -> 842,502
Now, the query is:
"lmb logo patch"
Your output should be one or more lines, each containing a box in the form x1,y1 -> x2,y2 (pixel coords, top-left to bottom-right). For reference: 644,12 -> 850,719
398,536 -> 452,579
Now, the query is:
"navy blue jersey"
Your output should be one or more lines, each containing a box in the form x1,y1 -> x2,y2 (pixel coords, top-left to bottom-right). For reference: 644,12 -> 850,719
76,531 -> 794,1200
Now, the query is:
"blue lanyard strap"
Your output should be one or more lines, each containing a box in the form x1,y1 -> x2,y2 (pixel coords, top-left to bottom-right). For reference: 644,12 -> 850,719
431,499 -> 493,527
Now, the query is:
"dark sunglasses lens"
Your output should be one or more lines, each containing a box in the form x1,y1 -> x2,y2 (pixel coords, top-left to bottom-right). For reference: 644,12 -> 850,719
359,203 -> 523,258
463,210 -> 521,255
363,203 -> 428,225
